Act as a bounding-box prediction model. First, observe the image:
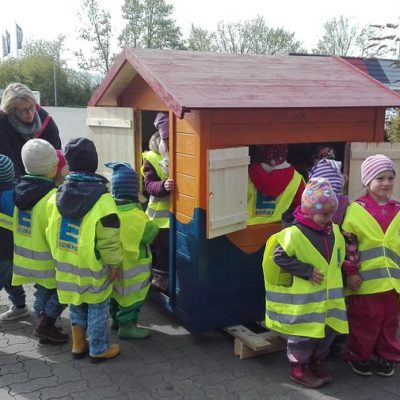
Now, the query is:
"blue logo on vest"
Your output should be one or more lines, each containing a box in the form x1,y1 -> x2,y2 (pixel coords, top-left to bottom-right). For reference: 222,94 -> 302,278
58,217 -> 81,253
17,211 -> 32,236
255,193 -> 276,216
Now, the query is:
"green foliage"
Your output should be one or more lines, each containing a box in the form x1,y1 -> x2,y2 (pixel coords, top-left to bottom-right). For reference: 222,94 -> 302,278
189,16 -> 305,55
0,38 -> 98,106
118,0 -> 184,49
187,25 -> 218,52
313,16 -> 372,56
76,0 -> 114,75
387,110 -> 400,143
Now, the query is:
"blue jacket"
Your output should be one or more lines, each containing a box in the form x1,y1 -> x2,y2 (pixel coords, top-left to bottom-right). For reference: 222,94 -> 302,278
0,182 -> 15,260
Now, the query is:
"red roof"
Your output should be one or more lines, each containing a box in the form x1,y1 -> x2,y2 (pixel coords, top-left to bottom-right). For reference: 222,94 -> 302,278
89,48 -> 400,118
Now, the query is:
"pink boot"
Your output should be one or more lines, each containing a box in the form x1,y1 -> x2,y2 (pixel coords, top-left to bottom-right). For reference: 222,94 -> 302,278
290,364 -> 324,388
309,358 -> 334,383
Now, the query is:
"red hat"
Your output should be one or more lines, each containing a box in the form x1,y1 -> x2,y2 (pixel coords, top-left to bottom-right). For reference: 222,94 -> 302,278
56,149 -> 66,174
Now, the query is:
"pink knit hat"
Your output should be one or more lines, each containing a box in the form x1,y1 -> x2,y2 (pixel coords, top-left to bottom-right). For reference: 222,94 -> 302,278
361,154 -> 395,186
301,177 -> 338,215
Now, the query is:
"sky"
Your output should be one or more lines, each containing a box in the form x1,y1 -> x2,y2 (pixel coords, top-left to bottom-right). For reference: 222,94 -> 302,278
1,0 -> 399,66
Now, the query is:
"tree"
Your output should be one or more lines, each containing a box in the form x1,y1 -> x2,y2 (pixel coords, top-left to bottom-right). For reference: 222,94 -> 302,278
118,0 -> 184,49
313,16 -> 372,56
367,23 -> 400,58
0,38 -> 98,107
214,16 -> 304,55
187,25 -> 218,52
76,0 -> 114,75
387,110 -> 400,143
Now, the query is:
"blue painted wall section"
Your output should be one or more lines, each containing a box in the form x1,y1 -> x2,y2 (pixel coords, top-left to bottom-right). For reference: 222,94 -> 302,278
171,208 -> 265,333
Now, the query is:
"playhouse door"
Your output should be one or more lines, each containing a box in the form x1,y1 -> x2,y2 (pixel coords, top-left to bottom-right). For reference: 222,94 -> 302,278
86,106 -> 135,178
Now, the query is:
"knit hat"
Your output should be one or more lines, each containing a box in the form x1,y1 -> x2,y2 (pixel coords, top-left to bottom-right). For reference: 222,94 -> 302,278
105,161 -> 138,202
262,144 -> 288,166
64,137 -> 98,173
56,149 -> 66,175
0,154 -> 15,182
301,177 -> 338,215
21,139 -> 58,176
361,154 -> 396,186
154,112 -> 169,140
309,159 -> 344,195
312,145 -> 336,163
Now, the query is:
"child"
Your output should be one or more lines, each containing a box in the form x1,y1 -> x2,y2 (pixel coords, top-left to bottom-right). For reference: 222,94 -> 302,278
262,178 -> 348,388
55,149 -> 69,186
0,154 -> 29,321
105,161 -> 159,339
341,154 -> 400,377
309,158 -> 349,224
142,112 -> 175,292
12,139 -> 67,344
248,144 -> 305,225
46,137 -> 122,362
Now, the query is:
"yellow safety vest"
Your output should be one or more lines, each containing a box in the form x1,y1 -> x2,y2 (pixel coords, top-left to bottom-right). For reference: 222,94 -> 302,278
247,171 -> 303,225
142,150 -> 170,229
46,193 -> 117,305
0,211 -> 13,231
341,202 -> 400,296
111,207 -> 152,307
12,189 -> 57,289
262,224 -> 348,338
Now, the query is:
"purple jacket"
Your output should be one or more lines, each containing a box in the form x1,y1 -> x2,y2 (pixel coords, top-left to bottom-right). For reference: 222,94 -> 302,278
143,160 -> 169,197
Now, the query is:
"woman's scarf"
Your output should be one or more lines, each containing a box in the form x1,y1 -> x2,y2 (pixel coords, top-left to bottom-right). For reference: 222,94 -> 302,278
8,110 -> 42,140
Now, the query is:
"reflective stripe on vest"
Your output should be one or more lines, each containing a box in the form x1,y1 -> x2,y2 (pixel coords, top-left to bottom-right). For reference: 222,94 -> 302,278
12,189 -> 57,289
247,171 -> 303,225
341,202 -> 400,295
111,207 -> 152,307
0,211 -> 13,231
46,192 -> 117,305
262,224 -> 348,338
142,151 -> 170,229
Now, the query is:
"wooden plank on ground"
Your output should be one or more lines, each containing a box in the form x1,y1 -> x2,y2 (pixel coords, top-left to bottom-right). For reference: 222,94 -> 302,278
226,325 -> 286,359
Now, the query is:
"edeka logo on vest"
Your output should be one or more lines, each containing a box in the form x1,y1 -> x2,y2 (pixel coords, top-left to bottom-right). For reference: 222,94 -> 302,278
58,217 -> 81,253
17,211 -> 32,236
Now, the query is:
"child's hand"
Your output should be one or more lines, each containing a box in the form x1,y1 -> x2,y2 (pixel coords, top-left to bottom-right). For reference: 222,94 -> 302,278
346,274 -> 362,291
309,269 -> 324,284
110,267 -> 121,281
164,178 -> 176,192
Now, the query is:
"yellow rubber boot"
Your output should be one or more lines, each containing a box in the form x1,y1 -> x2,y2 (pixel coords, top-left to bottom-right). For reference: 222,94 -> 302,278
71,325 -> 88,359
90,344 -> 120,364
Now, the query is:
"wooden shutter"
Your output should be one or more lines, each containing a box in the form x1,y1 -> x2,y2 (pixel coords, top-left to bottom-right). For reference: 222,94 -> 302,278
208,147 -> 250,239
86,107 -> 134,178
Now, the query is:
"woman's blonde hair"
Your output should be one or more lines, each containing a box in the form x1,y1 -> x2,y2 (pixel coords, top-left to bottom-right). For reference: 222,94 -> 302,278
0,82 -> 38,114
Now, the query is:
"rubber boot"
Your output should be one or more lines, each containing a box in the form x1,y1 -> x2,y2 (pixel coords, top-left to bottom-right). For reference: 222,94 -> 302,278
90,344 -> 120,364
34,314 -> 69,344
118,321 -> 151,339
289,364 -> 324,388
71,324 -> 89,359
309,358 -> 334,384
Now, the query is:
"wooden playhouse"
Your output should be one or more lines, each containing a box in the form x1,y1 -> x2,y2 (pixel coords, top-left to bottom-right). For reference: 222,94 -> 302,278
87,48 -> 400,333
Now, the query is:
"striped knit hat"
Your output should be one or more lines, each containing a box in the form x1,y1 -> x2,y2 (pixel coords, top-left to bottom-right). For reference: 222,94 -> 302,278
309,159 -> 344,195
0,154 -> 15,182
361,154 -> 395,186
105,161 -> 138,202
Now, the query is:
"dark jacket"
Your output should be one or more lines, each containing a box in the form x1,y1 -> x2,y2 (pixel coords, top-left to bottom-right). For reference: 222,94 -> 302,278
273,221 -> 335,280
14,176 -> 56,211
143,159 -> 169,197
0,108 -> 61,177
0,182 -> 15,260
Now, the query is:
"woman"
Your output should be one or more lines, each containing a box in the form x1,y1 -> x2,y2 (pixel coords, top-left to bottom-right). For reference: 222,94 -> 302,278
0,83 -> 61,177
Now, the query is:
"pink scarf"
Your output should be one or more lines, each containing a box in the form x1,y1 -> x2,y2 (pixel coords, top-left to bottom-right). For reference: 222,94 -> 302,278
293,205 -> 333,234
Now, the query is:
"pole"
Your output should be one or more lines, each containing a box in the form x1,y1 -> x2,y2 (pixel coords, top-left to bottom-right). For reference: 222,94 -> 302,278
53,58 -> 58,106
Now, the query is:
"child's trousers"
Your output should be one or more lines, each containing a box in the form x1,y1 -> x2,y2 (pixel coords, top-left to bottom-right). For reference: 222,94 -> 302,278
287,327 -> 336,365
344,289 -> 400,363
70,300 -> 109,356
109,298 -> 144,325
0,260 -> 26,307
33,284 -> 66,319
